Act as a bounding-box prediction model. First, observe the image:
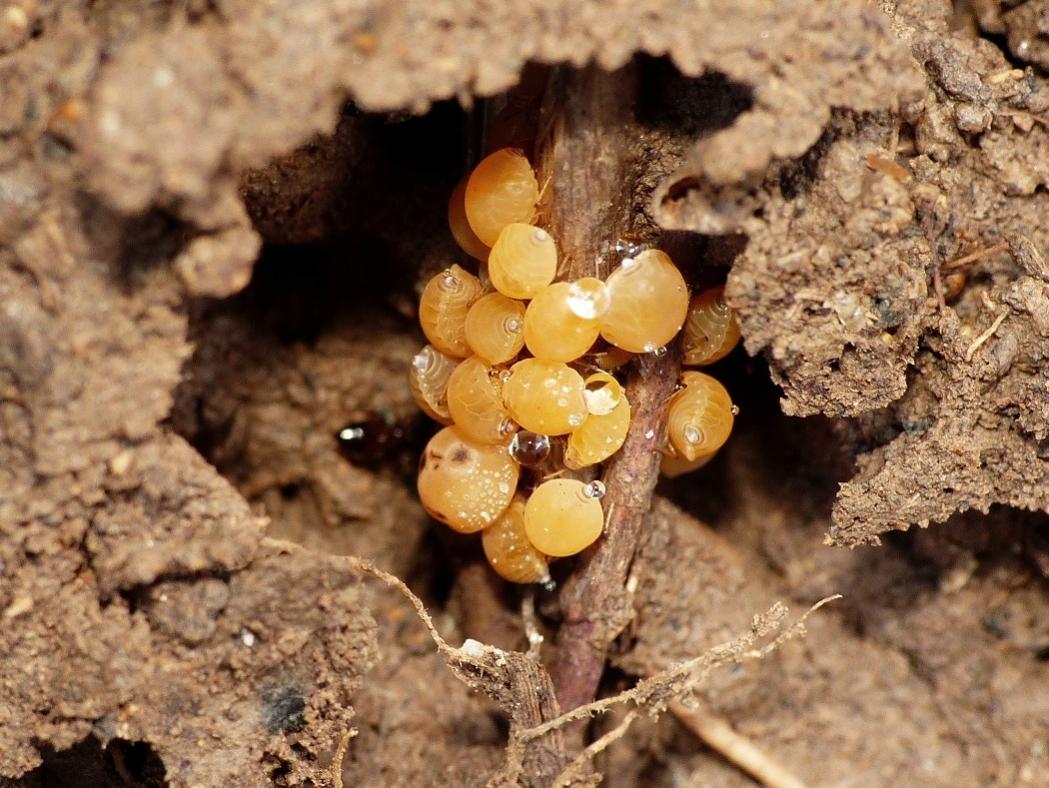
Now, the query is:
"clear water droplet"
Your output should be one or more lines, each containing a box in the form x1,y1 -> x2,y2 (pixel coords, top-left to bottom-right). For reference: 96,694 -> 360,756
651,345 -> 668,357
731,404 -> 740,416
583,480 -> 606,500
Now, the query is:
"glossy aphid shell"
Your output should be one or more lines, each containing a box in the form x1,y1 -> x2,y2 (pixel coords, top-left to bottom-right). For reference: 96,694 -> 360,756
502,358 -> 588,436
488,223 -> 558,300
417,426 -> 518,533
464,149 -> 540,247
524,280 -> 604,362
409,345 -> 458,424
482,496 -> 549,583
565,393 -> 630,470
465,292 -> 526,365
419,264 -> 484,357
448,176 -> 490,261
682,286 -> 741,366
660,449 -> 716,478
523,478 -> 604,557
601,249 -> 689,353
446,356 -> 517,445
667,371 -> 735,462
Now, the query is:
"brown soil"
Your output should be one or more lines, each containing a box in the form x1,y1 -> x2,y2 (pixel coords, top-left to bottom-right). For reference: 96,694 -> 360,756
3,0 -> 1048,786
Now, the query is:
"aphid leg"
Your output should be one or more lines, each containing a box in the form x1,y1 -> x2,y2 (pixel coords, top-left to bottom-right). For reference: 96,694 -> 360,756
542,468 -> 568,482
537,173 -> 553,205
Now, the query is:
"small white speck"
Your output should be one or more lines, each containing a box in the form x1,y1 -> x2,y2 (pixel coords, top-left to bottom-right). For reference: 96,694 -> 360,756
461,638 -> 486,658
99,109 -> 121,137
240,629 -> 256,647
644,429 -> 655,440
153,67 -> 175,88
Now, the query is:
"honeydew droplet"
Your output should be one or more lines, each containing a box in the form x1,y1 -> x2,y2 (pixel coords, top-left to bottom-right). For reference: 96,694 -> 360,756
731,405 -> 741,416
508,430 -> 552,466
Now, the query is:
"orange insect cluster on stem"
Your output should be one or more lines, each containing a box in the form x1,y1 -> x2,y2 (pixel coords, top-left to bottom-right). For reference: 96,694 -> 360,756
410,147 -> 741,582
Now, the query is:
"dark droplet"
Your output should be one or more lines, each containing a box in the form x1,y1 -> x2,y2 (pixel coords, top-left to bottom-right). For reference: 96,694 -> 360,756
509,430 -> 551,466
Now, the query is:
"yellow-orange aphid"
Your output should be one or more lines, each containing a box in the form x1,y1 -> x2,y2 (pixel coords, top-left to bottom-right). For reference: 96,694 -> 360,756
667,371 -> 734,462
464,149 -> 539,246
660,449 -> 716,478
488,223 -> 557,299
465,292 -> 526,365
446,356 -> 517,445
448,177 -> 490,260
419,264 -> 484,357
601,249 -> 689,353
482,497 -> 549,583
417,426 -> 518,533
592,345 -> 634,372
524,479 -> 605,557
682,287 -> 741,366
582,371 -> 623,416
409,345 -> 457,424
565,393 -> 630,469
503,358 -> 588,436
524,280 -> 607,362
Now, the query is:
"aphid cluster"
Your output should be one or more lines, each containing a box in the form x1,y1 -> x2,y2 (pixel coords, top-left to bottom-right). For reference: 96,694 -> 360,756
412,148 -> 741,583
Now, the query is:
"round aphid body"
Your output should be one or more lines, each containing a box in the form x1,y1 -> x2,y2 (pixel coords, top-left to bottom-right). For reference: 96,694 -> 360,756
523,478 -> 604,557
482,496 -> 549,583
409,345 -> 458,424
601,249 -> 689,353
592,345 -> 634,373
524,281 -> 603,362
488,223 -> 558,300
446,356 -> 517,445
419,264 -> 484,357
464,149 -> 539,246
508,430 -> 552,466
582,371 -> 623,416
448,176 -> 490,261
465,292 -> 526,365
417,426 -> 518,533
682,287 -> 741,366
667,371 -> 734,462
660,449 -> 717,478
565,394 -> 630,469
503,358 -> 588,436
